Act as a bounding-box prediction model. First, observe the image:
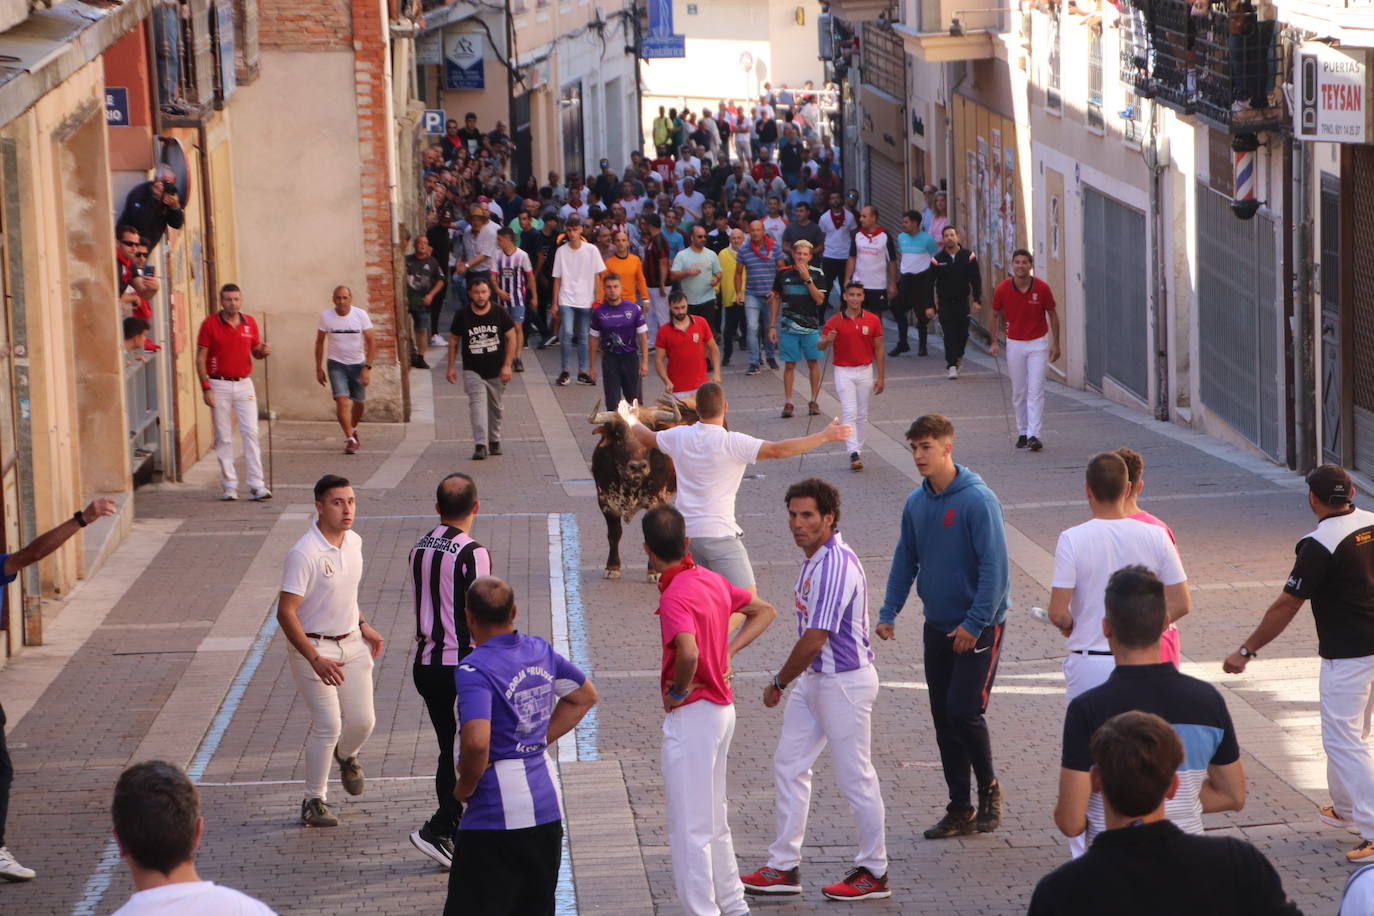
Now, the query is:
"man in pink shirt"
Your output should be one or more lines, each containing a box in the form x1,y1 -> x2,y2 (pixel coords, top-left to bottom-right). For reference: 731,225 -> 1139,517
1116,447 -> 1181,668
644,505 -> 777,916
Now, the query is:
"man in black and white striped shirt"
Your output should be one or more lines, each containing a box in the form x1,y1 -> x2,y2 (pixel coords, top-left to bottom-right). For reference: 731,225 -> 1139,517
407,473 -> 492,870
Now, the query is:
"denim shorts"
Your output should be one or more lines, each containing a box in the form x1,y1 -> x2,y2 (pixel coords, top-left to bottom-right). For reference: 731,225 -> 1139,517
410,307 -> 430,335
779,329 -> 821,364
327,359 -> 366,402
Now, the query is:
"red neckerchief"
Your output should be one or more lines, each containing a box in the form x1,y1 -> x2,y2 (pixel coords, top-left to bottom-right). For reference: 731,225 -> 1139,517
831,209 -> 846,230
749,238 -> 774,262
656,553 -> 696,594
859,227 -> 884,240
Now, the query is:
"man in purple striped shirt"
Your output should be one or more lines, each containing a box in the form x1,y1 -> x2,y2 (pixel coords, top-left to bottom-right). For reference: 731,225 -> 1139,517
741,477 -> 889,901
407,473 -> 491,869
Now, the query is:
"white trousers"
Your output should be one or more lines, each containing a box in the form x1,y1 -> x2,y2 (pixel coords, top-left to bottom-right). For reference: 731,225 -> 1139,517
833,364 -> 873,455
210,377 -> 264,492
1063,652 -> 1115,859
1006,334 -> 1050,437
1321,655 -> 1374,840
662,701 -> 748,916
648,288 -> 670,343
287,632 -> 376,801
769,665 -> 887,874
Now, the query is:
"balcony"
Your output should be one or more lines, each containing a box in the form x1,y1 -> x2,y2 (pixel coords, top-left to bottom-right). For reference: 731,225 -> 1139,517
895,0 -> 1012,61
826,0 -> 899,22
1118,0 -> 1284,132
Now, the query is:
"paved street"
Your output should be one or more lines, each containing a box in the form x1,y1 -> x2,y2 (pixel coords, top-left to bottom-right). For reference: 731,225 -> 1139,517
0,324 -> 1360,915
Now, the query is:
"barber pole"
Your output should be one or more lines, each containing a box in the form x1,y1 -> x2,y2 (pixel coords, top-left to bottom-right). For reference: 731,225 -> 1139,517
1231,133 -> 1260,220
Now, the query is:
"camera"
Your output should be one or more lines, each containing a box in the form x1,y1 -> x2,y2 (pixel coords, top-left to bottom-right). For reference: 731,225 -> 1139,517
139,265 -> 156,278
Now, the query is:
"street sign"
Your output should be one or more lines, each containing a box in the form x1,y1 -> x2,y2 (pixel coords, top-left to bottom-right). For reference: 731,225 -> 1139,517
1296,42 -> 1373,143
643,0 -> 685,58
105,87 -> 130,127
421,110 -> 446,134
445,32 -> 485,90
739,51 -> 754,72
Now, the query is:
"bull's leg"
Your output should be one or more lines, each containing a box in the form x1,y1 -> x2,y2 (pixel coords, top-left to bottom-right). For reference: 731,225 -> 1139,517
604,511 -> 623,579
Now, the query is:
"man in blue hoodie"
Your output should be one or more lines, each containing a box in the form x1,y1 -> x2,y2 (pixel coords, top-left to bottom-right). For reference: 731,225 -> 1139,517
877,413 -> 1011,839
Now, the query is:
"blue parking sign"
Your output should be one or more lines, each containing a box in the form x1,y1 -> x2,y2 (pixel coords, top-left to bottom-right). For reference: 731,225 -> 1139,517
421,110 -> 445,134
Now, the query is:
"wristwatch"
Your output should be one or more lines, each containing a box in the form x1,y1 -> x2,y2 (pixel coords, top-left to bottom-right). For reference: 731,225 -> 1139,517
667,685 -> 689,700
772,674 -> 788,691
73,509 -> 88,528
1238,646 -> 1258,659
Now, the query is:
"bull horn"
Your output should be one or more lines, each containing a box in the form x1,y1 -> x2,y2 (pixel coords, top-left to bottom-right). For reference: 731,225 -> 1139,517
590,411 -> 619,425
586,399 -> 603,424
652,410 -> 676,424
671,398 -> 681,422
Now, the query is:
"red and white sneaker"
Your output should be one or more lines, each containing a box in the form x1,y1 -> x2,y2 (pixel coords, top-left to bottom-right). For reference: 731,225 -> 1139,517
344,437 -> 359,455
821,866 -> 890,901
1319,804 -> 1360,833
740,865 -> 801,895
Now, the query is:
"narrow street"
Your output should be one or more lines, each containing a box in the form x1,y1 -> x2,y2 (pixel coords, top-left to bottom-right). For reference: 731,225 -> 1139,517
0,325 -> 1353,915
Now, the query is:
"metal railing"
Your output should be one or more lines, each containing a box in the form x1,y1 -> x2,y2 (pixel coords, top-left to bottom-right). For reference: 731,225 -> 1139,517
124,353 -> 160,475
1088,25 -> 1104,129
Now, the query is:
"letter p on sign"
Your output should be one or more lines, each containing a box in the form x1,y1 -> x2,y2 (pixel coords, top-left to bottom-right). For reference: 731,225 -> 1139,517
422,110 -> 445,134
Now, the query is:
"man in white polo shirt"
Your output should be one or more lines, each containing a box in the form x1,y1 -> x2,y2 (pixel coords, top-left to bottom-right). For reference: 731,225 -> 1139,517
618,382 -> 850,591
277,474 -> 385,828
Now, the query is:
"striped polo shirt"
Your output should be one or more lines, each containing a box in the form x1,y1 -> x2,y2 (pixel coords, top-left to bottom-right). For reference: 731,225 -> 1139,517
734,237 -> 782,297
455,632 -> 586,830
408,524 -> 491,666
793,532 -> 874,673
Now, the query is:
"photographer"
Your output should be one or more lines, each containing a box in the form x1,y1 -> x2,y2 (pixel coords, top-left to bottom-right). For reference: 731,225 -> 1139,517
116,164 -> 185,250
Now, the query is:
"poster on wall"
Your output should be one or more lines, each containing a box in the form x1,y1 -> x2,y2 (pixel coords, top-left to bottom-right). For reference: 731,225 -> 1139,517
445,31 -> 485,90
1003,147 -> 1016,267
991,129 -> 1003,268
965,150 -> 978,250
1050,194 -> 1061,260
976,137 -> 988,258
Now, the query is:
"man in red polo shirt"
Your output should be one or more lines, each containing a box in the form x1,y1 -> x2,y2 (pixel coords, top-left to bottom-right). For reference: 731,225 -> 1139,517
196,283 -> 273,500
653,291 -> 720,401
642,504 -> 776,916
989,249 -> 1060,452
820,282 -> 885,472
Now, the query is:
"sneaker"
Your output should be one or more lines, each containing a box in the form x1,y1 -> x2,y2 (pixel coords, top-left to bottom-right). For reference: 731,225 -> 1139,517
412,354 -> 430,370
545,334 -> 560,347
1320,804 -> 1360,833
821,866 -> 890,901
220,491 -> 238,501
351,427 -> 360,445
577,372 -> 595,386
808,400 -> 820,416
1015,435 -> 1028,449
409,824 -> 454,869
923,804 -> 976,839
249,487 -> 273,501
472,444 -> 488,461
1349,840 -> 1374,862
767,357 -> 780,370
334,748 -> 365,796
947,365 -> 959,380
746,364 -> 762,376
976,781 -> 1003,832
917,345 -> 928,356
513,358 -> 524,372
850,452 -> 863,471
1027,436 -> 1044,452
740,865 -> 802,896
430,334 -> 446,346
344,437 -> 359,455
488,441 -> 502,456
0,846 -> 35,881
721,357 -> 731,367
300,797 -> 339,828
557,371 -> 571,387
781,402 -> 795,419
888,342 -> 910,357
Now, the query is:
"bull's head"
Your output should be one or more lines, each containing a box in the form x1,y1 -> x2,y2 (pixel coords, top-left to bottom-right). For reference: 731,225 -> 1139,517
588,399 -> 676,482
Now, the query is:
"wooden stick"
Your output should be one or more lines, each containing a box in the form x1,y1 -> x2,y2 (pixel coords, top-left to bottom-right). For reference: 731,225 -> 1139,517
263,312 -> 274,492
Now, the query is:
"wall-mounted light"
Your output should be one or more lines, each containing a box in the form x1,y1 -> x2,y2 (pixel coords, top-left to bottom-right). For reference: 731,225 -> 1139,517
796,6 -> 805,24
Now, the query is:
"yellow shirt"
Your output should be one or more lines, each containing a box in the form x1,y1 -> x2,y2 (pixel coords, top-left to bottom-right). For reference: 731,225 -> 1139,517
720,247 -> 744,308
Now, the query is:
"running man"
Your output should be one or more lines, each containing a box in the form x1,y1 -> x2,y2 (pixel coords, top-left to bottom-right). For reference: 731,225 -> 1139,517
654,291 -> 720,400
878,414 -> 1009,839
315,285 -> 375,455
277,475 -> 384,828
891,210 -> 938,357
819,281 -> 884,471
843,205 -> 897,318
588,273 -> 650,408
1116,446 -> 1182,667
618,383 -> 850,591
493,227 -> 535,373
407,473 -> 491,870
741,478 -> 889,902
929,226 -> 981,379
768,239 -> 828,418
818,191 -> 856,314
989,249 -> 1060,451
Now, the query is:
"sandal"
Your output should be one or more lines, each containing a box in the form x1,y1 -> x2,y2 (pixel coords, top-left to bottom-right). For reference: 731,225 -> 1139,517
808,401 -> 820,416
781,402 -> 795,418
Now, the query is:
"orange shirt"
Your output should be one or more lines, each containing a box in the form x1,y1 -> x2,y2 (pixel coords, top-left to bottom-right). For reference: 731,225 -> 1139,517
599,253 -> 650,304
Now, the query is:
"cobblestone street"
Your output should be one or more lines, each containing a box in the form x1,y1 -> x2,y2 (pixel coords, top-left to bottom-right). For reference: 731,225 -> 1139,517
0,327 -> 1358,915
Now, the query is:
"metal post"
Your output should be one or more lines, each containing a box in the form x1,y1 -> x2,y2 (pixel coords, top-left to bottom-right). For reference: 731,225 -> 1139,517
1148,103 -> 1169,422
1294,136 -> 1315,473
262,312 -> 274,492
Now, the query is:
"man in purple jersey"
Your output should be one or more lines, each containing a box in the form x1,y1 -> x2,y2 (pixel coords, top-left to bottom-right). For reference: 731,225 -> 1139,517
741,478 -> 889,901
446,577 -> 598,916
408,473 -> 491,869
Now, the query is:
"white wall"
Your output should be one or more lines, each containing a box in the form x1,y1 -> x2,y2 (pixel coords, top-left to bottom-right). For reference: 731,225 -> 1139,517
230,50 -> 380,421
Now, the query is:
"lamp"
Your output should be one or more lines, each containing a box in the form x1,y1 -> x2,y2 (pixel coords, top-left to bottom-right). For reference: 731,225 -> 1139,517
796,5 -> 805,24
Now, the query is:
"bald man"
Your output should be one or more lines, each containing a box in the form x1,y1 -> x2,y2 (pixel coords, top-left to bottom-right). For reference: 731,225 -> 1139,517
316,285 -> 376,455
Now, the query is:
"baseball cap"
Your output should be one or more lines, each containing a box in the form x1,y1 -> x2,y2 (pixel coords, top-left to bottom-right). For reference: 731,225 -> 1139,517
1307,463 -> 1355,504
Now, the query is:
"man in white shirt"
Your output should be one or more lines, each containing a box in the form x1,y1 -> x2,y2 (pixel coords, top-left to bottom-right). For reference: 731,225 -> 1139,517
673,177 -> 707,228
551,215 -> 607,386
314,286 -> 375,456
277,475 -> 385,828
762,196 -> 789,247
111,761 -> 276,915
819,191 -> 857,312
618,383 -> 850,591
558,188 -> 590,222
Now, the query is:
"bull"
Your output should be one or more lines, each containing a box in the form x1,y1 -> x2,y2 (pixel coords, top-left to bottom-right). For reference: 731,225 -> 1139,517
588,397 -> 696,580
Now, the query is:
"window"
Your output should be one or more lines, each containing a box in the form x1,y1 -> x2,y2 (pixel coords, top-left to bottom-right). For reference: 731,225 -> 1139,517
1087,25 -> 1104,130
1046,9 -> 1062,114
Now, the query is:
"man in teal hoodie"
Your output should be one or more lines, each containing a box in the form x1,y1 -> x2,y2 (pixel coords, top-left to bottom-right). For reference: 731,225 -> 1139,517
877,413 -> 1010,840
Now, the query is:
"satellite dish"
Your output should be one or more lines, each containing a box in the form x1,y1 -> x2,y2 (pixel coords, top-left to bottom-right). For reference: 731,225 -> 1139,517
157,136 -> 190,200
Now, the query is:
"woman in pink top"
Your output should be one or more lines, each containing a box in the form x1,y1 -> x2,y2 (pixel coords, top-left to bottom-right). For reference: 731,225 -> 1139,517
1117,447 -> 1181,667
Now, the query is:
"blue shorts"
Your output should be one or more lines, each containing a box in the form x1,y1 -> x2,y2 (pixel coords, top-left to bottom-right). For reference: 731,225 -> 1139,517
504,298 -> 526,323
327,359 -> 366,402
779,329 -> 821,364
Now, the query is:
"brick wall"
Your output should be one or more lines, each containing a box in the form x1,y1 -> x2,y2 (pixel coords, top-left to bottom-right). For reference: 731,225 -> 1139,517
350,0 -> 399,364
258,0 -> 352,49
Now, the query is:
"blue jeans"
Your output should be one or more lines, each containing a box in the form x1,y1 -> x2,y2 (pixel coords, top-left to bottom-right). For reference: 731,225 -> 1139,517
744,294 -> 777,366
559,307 -> 591,373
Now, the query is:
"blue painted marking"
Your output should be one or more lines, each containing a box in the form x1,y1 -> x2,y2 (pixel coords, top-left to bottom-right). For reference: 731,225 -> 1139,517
559,513 -> 598,762
71,606 -> 281,915
555,817 -> 577,915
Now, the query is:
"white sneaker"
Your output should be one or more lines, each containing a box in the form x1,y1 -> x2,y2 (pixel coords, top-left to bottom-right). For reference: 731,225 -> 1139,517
220,491 -> 238,501
947,365 -> 959,379
248,486 -> 273,501
0,846 -> 36,881
430,334 -> 445,346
